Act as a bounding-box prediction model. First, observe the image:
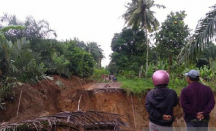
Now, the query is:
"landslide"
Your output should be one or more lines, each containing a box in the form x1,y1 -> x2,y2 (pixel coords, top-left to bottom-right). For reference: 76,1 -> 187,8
1,76 -> 216,131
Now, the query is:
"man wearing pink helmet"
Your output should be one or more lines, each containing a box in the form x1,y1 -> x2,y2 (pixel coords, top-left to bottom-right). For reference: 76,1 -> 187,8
145,70 -> 179,131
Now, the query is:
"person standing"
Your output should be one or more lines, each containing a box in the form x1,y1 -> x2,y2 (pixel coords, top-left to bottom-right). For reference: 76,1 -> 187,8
180,69 -> 215,131
112,75 -> 117,82
145,70 -> 179,131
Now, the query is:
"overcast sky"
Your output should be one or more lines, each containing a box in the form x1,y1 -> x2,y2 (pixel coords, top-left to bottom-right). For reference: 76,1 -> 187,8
0,0 -> 215,67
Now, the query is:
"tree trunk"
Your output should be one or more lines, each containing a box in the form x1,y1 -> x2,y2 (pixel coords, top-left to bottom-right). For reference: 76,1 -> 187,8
88,44 -> 91,53
168,55 -> 172,74
98,58 -> 101,69
144,10 -> 149,78
138,65 -> 143,78
89,46 -> 91,53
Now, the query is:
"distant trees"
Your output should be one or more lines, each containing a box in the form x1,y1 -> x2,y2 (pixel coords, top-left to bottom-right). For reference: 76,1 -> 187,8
109,2 -> 216,77
86,42 -> 104,69
0,14 -> 57,43
0,14 -> 104,83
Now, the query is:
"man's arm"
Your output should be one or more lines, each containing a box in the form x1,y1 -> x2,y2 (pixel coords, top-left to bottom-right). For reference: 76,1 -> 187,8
145,94 -> 163,120
180,89 -> 197,118
203,90 -> 215,116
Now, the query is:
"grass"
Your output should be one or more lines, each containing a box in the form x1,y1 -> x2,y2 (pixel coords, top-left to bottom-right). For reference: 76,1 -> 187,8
117,76 -> 154,95
168,77 -> 187,95
117,75 -> 188,95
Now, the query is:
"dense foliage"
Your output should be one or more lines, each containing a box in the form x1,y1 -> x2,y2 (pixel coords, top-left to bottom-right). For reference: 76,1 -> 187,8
109,2 -> 216,94
0,14 -> 104,80
109,28 -> 146,75
0,15 -> 104,106
0,29 -> 95,82
155,11 -> 190,72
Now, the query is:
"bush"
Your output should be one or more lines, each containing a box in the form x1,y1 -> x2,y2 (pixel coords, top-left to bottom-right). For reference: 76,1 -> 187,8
118,76 -> 154,94
119,70 -> 136,79
91,69 -> 110,80
65,46 -> 94,78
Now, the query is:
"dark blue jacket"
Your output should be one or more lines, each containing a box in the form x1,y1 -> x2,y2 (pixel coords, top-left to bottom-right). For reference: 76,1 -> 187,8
145,87 -> 179,126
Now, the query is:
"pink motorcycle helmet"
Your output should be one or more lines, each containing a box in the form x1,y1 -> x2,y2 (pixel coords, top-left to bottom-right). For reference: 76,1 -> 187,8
152,70 -> 169,86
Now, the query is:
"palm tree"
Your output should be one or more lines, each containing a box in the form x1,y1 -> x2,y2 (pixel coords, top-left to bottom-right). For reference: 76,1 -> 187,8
194,4 -> 216,49
178,4 -> 216,62
123,0 -> 165,78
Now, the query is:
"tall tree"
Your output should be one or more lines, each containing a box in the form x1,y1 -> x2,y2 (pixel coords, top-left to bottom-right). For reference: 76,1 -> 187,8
156,11 -> 190,73
123,0 -> 165,78
109,28 -> 146,75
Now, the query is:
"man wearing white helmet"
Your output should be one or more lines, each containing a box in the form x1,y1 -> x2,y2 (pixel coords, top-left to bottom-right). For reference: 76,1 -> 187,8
145,70 -> 179,131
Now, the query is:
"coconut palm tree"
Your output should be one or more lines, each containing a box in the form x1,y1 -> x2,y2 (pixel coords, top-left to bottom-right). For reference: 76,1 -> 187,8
123,0 -> 165,78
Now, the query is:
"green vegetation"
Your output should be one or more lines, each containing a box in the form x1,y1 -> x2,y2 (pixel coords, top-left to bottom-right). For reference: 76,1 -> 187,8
119,76 -> 187,95
0,2 -> 216,102
109,28 -> 146,75
156,11 -> 190,73
122,0 -> 165,77
108,1 -> 216,95
118,76 -> 153,94
118,60 -> 216,95
91,68 -> 110,81
0,14 -> 104,105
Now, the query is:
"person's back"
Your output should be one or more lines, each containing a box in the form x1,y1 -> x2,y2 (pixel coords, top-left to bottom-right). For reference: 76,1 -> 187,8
145,70 -> 178,131
180,69 -> 215,131
112,75 -> 117,82
109,75 -> 111,81
146,87 -> 178,126
181,82 -> 214,121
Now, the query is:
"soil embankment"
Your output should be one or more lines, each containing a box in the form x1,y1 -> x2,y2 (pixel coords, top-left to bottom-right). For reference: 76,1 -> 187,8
1,76 -> 216,131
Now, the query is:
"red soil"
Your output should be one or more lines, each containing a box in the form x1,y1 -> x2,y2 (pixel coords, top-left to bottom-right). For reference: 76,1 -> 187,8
1,76 -> 216,131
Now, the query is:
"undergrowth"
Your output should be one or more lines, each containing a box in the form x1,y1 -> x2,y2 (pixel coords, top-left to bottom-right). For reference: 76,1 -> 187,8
118,75 -> 216,95
90,68 -> 110,81
117,76 -> 153,95
118,76 -> 188,95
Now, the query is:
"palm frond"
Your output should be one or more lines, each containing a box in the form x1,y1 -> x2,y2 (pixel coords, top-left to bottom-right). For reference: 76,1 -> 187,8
122,0 -> 164,30
152,4 -> 166,9
194,4 -> 216,49
0,111 -> 128,131
178,4 -> 216,62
